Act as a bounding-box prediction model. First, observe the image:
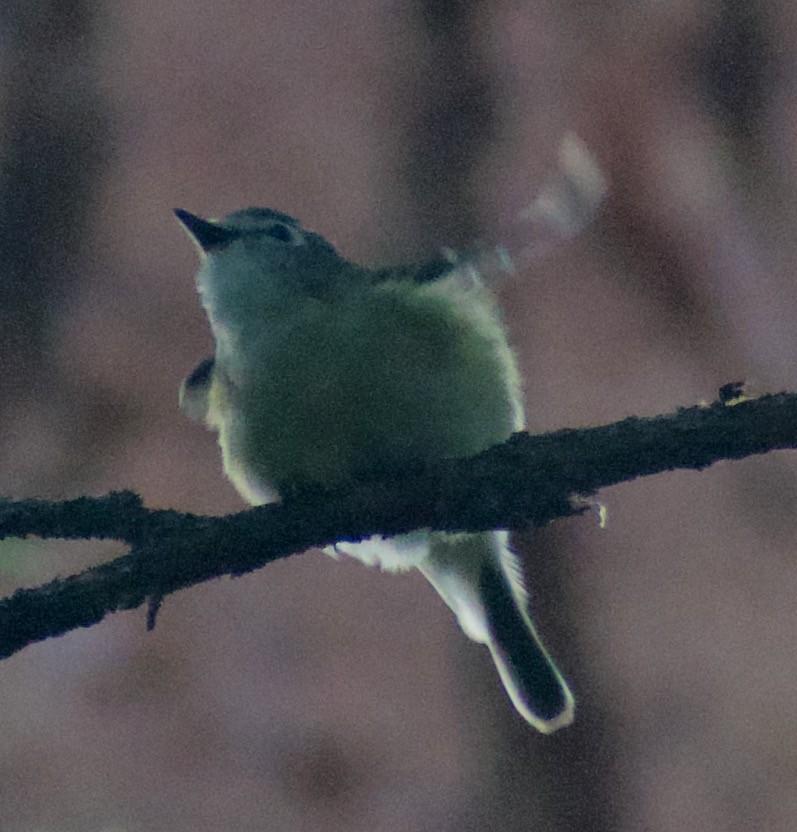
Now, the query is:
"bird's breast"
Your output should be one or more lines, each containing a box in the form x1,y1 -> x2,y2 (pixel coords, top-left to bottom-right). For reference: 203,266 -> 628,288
217,281 -> 522,495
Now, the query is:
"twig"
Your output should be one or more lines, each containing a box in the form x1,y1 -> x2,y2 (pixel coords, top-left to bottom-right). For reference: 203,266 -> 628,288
1,390 -> 795,661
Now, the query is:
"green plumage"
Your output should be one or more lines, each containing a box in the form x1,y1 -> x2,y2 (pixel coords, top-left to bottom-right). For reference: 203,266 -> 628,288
177,207 -> 574,732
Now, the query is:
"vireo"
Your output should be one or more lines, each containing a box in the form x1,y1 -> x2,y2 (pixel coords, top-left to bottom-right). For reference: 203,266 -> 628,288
176,205 -> 575,732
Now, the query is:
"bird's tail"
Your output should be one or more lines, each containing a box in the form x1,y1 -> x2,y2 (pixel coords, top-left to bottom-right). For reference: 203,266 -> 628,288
422,531 -> 574,733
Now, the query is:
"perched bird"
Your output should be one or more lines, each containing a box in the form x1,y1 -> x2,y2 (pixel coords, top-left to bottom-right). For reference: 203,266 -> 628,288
177,206 -> 575,732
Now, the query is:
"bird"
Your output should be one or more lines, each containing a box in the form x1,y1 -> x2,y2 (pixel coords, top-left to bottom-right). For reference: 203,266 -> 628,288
176,205 -> 575,732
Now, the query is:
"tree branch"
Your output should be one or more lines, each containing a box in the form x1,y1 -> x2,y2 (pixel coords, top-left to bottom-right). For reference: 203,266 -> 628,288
1,389 -> 796,661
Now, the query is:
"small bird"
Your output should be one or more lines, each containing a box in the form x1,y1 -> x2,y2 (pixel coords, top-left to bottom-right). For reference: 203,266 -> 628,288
177,206 -> 575,732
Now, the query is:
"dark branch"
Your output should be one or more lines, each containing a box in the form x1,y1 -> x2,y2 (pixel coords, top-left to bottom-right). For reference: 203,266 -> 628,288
1,390 -> 796,662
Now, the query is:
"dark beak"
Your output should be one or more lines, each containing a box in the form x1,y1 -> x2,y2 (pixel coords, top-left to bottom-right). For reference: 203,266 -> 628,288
174,209 -> 240,252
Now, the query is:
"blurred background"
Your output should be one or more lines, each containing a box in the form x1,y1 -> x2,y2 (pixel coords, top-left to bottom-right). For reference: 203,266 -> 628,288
2,0 -> 797,830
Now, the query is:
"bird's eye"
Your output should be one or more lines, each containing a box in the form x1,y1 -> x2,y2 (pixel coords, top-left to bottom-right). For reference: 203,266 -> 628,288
262,223 -> 295,243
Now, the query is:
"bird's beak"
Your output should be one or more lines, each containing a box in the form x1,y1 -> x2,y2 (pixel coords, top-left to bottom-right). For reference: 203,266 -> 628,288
174,209 -> 240,253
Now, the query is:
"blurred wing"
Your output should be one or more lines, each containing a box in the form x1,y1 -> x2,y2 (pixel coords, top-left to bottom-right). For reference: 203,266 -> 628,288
416,133 -> 607,288
521,132 -> 607,243
371,134 -> 605,290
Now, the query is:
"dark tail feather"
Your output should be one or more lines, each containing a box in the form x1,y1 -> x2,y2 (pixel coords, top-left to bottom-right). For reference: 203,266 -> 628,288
479,563 -> 574,732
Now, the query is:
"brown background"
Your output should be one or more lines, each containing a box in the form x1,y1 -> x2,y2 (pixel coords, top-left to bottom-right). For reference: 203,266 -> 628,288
1,1 -> 796,830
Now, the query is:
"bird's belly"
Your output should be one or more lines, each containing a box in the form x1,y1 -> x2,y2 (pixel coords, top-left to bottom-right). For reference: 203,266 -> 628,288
221,287 -> 521,496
